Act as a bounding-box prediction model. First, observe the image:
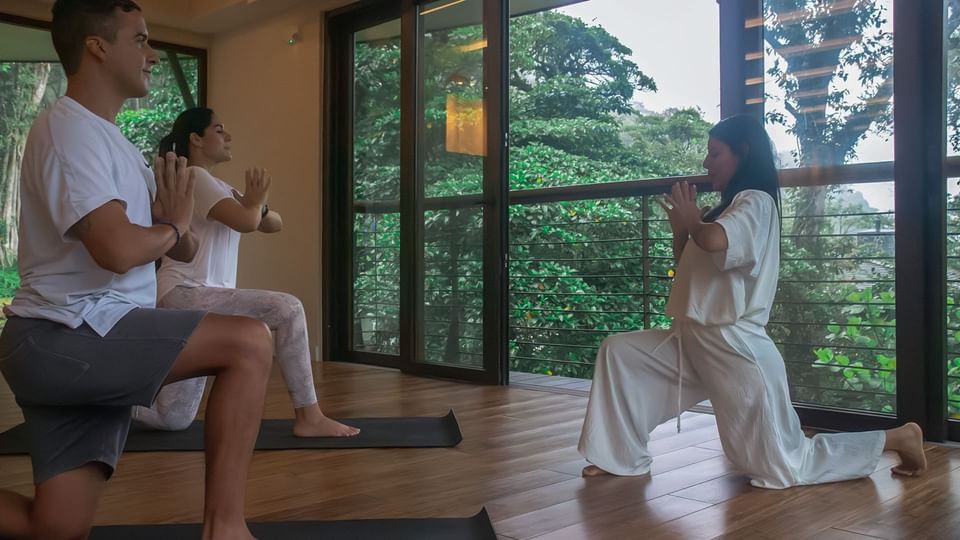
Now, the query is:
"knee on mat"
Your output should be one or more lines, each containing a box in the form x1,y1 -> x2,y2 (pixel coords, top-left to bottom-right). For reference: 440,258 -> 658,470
132,405 -> 192,431
153,411 -> 194,431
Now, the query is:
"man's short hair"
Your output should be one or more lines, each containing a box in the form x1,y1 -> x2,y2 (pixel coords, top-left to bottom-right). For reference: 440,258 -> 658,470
51,0 -> 142,75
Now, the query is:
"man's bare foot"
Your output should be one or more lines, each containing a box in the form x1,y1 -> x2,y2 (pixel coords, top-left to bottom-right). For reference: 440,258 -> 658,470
884,422 -> 927,477
293,405 -> 360,437
582,465 -> 613,477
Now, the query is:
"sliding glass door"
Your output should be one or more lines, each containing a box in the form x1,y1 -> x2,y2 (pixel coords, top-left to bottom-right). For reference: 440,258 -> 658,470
325,0 -> 506,383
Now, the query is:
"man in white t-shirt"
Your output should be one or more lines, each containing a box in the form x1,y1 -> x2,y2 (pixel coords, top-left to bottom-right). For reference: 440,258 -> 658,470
0,2 -> 272,539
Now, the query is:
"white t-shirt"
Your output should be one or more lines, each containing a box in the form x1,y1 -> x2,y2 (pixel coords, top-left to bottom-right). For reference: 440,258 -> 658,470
156,167 -> 240,301
665,189 -> 780,327
7,97 -> 157,336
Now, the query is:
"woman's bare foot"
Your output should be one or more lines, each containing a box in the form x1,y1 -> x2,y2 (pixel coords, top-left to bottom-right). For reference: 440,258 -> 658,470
582,465 -> 613,477
884,422 -> 927,477
293,405 -> 360,438
202,520 -> 257,540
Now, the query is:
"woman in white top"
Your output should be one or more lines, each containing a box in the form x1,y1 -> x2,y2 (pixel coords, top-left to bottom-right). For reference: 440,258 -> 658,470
133,108 -> 358,437
578,115 -> 925,488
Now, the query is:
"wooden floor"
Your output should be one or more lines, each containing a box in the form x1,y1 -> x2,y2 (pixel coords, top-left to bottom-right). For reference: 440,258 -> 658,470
1,362 -> 959,539
510,371 -> 592,395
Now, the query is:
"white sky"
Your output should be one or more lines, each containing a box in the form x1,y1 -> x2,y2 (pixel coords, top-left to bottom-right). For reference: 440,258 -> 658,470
558,0 -> 721,122
556,0 -> 897,211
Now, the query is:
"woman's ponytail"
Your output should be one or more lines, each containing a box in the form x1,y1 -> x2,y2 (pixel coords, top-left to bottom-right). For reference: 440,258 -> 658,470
157,107 -> 215,160
158,132 -> 176,156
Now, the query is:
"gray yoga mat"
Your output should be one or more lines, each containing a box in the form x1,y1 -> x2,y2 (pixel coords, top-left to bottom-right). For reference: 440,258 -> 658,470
0,410 -> 462,453
91,509 -> 497,540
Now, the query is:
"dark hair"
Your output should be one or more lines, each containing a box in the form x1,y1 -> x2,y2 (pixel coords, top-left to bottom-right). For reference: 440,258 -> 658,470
702,114 -> 781,222
51,0 -> 142,75
159,108 -> 215,160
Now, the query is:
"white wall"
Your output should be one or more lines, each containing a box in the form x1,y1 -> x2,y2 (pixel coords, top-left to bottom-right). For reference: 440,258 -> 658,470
207,3 -> 325,359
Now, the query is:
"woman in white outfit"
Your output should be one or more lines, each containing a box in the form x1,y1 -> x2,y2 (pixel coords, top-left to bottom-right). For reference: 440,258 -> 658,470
133,108 -> 359,438
578,115 -> 925,488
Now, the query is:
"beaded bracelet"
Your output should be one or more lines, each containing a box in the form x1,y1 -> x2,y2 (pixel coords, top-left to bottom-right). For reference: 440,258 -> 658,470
155,220 -> 181,245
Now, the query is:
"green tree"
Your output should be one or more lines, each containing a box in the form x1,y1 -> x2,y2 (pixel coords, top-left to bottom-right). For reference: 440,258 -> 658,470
352,11 -> 713,374
117,54 -> 200,159
621,107 -> 713,179
764,0 -> 894,249
0,62 -> 58,268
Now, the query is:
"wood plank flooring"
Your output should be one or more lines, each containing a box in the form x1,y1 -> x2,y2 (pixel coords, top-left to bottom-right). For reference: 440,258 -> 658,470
0,361 -> 957,539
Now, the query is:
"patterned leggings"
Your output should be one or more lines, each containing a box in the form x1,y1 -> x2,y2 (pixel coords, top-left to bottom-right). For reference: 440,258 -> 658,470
132,286 -> 318,430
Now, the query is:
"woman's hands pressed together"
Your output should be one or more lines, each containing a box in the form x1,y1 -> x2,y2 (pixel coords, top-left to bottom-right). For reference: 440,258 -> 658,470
234,167 -> 272,210
657,181 -> 709,235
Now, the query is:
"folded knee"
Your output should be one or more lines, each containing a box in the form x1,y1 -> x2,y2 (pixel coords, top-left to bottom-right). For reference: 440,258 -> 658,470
269,292 -> 306,325
239,318 -> 274,370
276,291 -> 304,312
598,334 -> 627,360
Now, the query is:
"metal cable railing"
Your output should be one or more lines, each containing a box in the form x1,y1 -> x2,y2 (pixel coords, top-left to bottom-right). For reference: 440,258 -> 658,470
350,180 -> 901,414
506,189 -> 898,414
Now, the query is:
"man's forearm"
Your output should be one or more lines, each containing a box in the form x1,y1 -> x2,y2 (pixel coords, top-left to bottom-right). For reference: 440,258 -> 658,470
95,223 -> 179,274
164,230 -> 198,262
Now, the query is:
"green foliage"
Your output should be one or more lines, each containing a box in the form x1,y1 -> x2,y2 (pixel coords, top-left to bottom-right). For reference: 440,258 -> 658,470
621,107 -> 714,178
0,266 -> 19,331
947,1 -> 960,152
809,286 -> 896,413
0,266 -> 19,299
352,11 -> 703,372
764,0 -> 894,166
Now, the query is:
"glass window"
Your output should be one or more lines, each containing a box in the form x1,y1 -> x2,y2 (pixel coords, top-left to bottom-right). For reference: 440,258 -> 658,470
945,0 -> 960,419
763,0 -> 896,414
509,0 -> 720,191
418,0 -> 487,368
506,0 -> 720,379
352,19 -> 402,355
763,0 -> 894,168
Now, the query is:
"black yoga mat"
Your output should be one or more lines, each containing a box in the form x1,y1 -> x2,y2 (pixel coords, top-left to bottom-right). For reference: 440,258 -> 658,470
0,410 -> 462,454
88,509 -> 497,540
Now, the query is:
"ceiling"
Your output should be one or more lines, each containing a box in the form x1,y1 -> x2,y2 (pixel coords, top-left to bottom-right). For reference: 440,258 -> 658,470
140,0 -> 357,35
0,0 -> 357,61
2,0 -> 585,60
2,0 -> 360,34
353,0 -> 587,42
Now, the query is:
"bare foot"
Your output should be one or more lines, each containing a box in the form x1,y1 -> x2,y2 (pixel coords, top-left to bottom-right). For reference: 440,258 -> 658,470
202,522 -> 257,540
884,422 -> 927,477
293,414 -> 360,438
582,465 -> 613,477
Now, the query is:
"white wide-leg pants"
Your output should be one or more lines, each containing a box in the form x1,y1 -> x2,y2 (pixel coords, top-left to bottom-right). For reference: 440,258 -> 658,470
577,322 -> 885,489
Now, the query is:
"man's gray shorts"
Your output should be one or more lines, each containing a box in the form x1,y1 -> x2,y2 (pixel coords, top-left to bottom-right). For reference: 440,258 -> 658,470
0,308 -> 205,484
